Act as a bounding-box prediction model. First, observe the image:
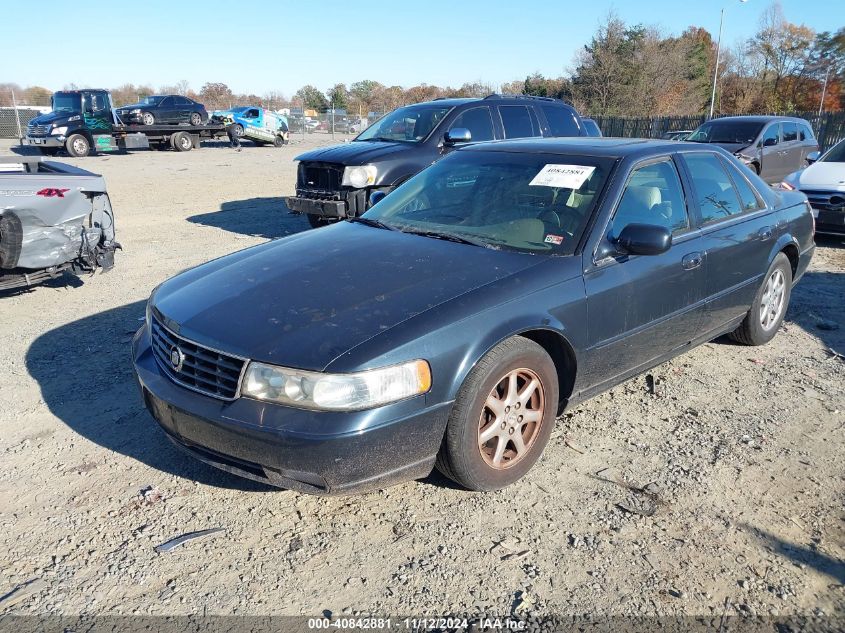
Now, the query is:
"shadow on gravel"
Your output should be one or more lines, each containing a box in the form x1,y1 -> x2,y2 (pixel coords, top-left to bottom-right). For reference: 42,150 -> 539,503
187,197 -> 311,240
26,300 -> 274,491
787,270 -> 844,356
744,523 -> 845,584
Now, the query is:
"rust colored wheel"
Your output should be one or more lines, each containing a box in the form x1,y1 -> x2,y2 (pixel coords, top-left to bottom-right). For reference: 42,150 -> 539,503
477,368 -> 545,469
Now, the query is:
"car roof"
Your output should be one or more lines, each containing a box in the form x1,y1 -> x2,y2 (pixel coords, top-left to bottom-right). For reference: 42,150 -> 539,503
417,95 -> 574,109
704,115 -> 806,124
460,137 -> 715,159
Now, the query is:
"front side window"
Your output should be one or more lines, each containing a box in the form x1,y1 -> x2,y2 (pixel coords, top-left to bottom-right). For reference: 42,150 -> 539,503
609,159 -> 689,237
761,124 -> 780,147
541,105 -> 581,137
355,104 -> 451,143
53,92 -> 81,112
499,105 -> 540,139
142,96 -> 164,105
364,151 -> 613,255
449,107 -> 494,142
682,153 -> 744,224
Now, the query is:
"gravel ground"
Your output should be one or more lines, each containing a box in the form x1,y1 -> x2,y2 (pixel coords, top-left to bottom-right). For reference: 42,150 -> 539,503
0,137 -> 843,624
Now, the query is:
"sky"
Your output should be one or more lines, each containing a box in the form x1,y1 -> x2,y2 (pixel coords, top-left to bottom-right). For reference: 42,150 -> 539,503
2,0 -> 843,96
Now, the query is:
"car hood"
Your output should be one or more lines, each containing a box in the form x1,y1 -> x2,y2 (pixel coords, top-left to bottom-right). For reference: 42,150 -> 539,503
116,102 -> 147,111
795,162 -> 845,190
697,141 -> 750,154
29,111 -> 79,126
294,140 -> 418,165
152,222 -> 543,371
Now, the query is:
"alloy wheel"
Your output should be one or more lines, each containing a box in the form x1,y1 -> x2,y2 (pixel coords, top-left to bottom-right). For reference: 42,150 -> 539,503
759,268 -> 786,331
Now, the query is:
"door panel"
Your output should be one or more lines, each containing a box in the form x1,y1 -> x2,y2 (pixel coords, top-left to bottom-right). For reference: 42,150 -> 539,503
582,157 -> 706,389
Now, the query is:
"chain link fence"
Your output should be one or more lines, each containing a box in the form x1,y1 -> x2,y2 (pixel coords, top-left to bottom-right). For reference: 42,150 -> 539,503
0,107 -> 42,139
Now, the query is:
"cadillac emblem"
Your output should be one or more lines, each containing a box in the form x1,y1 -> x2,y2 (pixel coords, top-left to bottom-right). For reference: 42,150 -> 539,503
170,346 -> 185,372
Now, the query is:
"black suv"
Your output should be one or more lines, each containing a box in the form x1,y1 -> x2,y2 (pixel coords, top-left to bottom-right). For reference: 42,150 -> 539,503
286,95 -> 587,226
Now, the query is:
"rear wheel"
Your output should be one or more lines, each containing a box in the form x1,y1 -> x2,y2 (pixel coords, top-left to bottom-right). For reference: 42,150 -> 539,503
171,131 -> 193,152
142,112 -> 155,125
729,252 -> 792,346
189,112 -> 203,126
436,337 -> 558,491
65,134 -> 91,157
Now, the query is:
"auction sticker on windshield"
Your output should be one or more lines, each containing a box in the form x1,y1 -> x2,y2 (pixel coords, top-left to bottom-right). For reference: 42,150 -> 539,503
529,164 -> 595,189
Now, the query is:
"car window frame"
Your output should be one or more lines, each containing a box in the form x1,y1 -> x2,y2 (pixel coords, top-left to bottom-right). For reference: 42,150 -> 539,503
677,150 -> 770,231
591,154 -> 695,266
718,155 -> 766,213
159,96 -> 174,108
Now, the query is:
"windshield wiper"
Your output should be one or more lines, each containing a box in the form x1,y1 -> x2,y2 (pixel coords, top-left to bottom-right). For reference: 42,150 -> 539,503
400,228 -> 498,249
348,217 -> 398,231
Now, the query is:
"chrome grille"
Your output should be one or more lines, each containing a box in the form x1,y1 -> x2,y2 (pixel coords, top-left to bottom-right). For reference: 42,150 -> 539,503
27,124 -> 50,136
803,190 -> 845,212
150,316 -> 246,400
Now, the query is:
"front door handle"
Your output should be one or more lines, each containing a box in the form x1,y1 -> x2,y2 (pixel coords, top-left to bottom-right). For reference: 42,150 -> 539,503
682,252 -> 703,270
757,226 -> 773,240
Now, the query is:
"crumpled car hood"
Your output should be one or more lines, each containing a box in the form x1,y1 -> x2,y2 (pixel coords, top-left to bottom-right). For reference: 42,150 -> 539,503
294,140 -> 416,166
152,222 -> 543,371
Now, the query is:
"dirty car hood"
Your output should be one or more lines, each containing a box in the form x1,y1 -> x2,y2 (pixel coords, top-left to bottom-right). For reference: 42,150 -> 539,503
152,222 -> 542,371
294,140 -> 416,165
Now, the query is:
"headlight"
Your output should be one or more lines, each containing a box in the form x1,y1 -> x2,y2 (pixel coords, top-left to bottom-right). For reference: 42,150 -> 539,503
241,359 -> 431,411
50,126 -> 68,136
130,108 -> 141,114
342,165 -> 378,188
736,153 -> 754,164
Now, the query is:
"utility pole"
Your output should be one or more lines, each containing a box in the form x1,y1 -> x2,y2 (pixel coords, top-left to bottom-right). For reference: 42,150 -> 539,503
818,66 -> 830,117
709,1 -> 749,119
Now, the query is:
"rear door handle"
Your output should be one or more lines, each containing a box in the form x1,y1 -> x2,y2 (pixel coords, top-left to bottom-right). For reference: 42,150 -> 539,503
682,252 -> 703,270
757,226 -> 773,240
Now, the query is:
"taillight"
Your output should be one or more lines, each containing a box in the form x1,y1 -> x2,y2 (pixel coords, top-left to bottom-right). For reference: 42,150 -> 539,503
779,181 -> 796,191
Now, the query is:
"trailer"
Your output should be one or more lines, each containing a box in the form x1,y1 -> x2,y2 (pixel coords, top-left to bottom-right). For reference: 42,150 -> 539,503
22,89 -> 229,157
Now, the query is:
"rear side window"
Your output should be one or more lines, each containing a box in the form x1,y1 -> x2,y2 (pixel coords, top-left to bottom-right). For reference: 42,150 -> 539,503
799,123 -> 815,141
541,105 -> 581,137
499,105 -> 540,138
682,153 -> 743,224
449,107 -> 494,142
782,121 -> 798,142
721,157 -> 763,212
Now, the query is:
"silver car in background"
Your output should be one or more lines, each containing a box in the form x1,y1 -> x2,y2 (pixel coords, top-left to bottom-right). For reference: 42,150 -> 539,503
782,138 -> 845,235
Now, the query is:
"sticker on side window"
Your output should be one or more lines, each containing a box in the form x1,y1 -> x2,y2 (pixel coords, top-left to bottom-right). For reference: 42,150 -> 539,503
529,164 -> 595,189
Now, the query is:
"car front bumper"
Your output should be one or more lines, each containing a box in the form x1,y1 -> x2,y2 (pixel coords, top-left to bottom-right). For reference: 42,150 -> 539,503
23,135 -> 64,148
815,209 -> 845,235
132,324 -> 450,495
285,189 -> 368,219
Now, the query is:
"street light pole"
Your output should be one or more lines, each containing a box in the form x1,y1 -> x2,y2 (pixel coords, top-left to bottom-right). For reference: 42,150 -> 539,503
818,66 -> 830,117
709,0 -> 748,120
709,8 -> 725,120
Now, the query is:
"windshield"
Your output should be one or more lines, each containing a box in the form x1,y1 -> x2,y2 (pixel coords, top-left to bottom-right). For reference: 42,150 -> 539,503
821,139 -> 845,163
363,150 -> 613,255
355,104 -> 452,143
52,92 -> 81,112
142,96 -> 164,105
687,121 -> 764,145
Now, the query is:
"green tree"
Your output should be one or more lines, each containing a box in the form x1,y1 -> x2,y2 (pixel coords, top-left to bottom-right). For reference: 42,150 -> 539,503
295,84 -> 329,111
327,83 -> 349,109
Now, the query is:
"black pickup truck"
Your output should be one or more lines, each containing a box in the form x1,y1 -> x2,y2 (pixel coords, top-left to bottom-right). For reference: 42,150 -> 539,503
286,94 -> 587,227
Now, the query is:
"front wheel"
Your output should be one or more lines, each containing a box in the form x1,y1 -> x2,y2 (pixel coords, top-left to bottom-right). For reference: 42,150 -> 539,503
273,135 -> 285,147
436,337 -> 559,491
729,252 -> 792,346
141,112 -> 155,126
65,134 -> 91,157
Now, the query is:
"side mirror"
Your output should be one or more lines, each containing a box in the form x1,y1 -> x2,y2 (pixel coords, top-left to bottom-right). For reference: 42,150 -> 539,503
763,137 -> 778,147
369,190 -> 387,207
806,151 -> 820,165
444,128 -> 472,145
616,223 -> 672,256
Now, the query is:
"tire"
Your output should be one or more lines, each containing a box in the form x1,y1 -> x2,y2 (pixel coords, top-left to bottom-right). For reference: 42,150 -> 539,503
171,131 -> 193,152
273,135 -> 285,147
751,162 -> 761,176
307,214 -> 329,229
65,134 -> 91,158
141,112 -> 155,126
729,252 -> 792,346
189,112 -> 203,126
435,337 -> 559,491
231,124 -> 244,138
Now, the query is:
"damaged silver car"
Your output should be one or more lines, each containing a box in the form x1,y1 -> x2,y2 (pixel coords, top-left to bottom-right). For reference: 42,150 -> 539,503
0,156 -> 119,291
